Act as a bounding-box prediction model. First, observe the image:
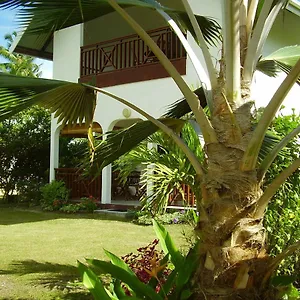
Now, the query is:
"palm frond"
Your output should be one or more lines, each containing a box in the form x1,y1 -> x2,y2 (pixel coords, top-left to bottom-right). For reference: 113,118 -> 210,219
257,45 -> 300,85
115,123 -> 203,213
169,13 -> 221,46
257,60 -> 300,85
257,129 -> 282,162
85,118 -> 186,177
0,73 -> 96,125
163,87 -> 206,118
82,87 -> 206,174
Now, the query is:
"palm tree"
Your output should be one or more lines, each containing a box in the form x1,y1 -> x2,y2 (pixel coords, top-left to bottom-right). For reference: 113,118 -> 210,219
0,31 -> 42,77
0,1 -> 300,298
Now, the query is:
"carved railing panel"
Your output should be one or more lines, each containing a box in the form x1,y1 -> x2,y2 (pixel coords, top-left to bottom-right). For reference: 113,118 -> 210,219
81,27 -> 186,77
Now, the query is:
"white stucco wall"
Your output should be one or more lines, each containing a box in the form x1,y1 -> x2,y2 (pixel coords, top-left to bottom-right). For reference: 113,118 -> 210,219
53,24 -> 83,81
50,24 -> 83,181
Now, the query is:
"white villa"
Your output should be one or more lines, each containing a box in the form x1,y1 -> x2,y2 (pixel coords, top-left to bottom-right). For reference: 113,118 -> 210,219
12,0 -> 300,206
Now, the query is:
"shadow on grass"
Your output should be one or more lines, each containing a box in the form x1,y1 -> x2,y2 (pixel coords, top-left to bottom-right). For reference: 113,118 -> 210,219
0,260 -> 93,299
0,206 -> 133,225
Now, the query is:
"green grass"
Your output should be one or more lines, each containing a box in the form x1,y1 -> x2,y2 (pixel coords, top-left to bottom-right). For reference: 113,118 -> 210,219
0,207 -> 192,299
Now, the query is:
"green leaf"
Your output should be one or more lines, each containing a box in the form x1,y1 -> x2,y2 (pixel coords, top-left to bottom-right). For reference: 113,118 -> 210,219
176,241 -> 199,293
113,280 -> 128,299
77,260 -> 111,300
152,219 -> 184,269
271,275 -> 297,287
257,46 -> 300,85
120,297 -> 143,300
263,46 -> 300,66
87,258 -> 163,300
104,249 -> 136,276
180,288 -> 193,300
277,284 -> 300,300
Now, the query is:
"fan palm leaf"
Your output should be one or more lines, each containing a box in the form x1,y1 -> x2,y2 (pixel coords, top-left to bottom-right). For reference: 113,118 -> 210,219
0,73 -> 96,125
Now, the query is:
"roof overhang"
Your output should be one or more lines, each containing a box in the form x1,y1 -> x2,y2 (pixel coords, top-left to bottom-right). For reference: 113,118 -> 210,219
10,25 -> 53,60
287,0 -> 300,16
11,0 -> 300,60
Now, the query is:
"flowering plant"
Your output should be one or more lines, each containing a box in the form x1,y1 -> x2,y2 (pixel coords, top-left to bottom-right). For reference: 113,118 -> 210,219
122,239 -> 171,294
78,220 -> 199,299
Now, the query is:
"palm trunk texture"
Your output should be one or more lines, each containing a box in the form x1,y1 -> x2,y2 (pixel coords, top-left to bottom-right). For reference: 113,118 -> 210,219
193,81 -> 273,300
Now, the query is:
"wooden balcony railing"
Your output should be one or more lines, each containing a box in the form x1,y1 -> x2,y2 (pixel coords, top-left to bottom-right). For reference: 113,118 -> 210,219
55,168 -> 102,199
80,27 -> 187,87
55,168 -> 195,207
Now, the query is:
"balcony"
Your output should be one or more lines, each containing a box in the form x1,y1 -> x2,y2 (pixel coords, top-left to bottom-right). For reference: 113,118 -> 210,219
79,27 -> 187,88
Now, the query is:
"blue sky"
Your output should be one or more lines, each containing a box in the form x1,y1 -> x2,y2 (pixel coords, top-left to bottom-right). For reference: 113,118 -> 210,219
0,8 -> 53,78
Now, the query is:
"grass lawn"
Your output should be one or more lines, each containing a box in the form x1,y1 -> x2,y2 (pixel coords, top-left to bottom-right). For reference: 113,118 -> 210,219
0,207 -> 192,299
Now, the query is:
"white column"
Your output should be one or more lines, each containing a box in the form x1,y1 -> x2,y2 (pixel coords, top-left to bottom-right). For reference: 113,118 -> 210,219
146,142 -> 157,197
101,164 -> 112,204
100,124 -> 113,204
49,118 -> 60,182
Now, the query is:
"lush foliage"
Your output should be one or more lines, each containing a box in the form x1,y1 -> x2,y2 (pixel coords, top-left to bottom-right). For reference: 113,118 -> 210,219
133,209 -> 198,226
59,196 -> 99,213
264,110 -> 300,279
116,123 -> 203,214
59,137 -> 88,168
0,106 -> 51,202
79,196 -> 99,212
0,32 -> 42,77
40,180 -> 69,211
78,220 -> 199,299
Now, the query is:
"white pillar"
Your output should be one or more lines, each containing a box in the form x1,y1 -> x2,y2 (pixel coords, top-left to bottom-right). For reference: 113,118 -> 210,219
101,164 -> 112,204
49,118 -> 60,182
146,142 -> 157,197
100,124 -> 113,204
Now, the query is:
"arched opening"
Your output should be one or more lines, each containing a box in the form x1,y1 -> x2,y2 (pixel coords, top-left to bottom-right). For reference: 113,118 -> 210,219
52,122 -> 103,200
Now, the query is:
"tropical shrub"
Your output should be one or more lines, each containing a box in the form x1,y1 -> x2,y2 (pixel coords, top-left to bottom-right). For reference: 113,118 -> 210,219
121,239 -> 172,293
16,178 -> 44,206
79,196 -> 99,212
59,203 -> 81,214
78,220 -> 199,299
116,123 -> 203,214
0,106 -> 50,202
40,180 -> 69,211
133,209 -> 198,226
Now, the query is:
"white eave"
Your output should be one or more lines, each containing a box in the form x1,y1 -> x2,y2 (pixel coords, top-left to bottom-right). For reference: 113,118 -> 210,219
287,0 -> 300,16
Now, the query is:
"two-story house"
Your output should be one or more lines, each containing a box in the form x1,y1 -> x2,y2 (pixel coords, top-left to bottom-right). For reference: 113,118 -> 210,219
11,0 -> 300,207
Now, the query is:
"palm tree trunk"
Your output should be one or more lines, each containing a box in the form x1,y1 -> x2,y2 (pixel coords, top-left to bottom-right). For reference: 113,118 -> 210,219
193,87 -> 272,299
